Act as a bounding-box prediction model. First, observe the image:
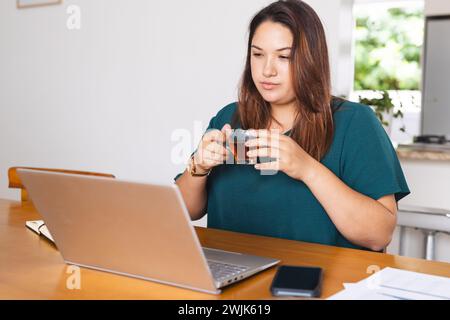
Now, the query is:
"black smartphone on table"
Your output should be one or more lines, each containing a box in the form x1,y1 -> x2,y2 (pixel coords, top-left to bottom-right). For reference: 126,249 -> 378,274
270,265 -> 323,298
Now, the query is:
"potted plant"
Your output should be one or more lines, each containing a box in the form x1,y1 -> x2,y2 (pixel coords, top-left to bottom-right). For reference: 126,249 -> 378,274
358,90 -> 405,135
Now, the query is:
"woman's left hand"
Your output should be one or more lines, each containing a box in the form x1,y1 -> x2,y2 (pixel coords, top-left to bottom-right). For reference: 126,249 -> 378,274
245,129 -> 316,181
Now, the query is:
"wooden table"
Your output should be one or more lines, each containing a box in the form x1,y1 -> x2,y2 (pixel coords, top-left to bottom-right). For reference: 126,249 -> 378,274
1,199 -> 450,300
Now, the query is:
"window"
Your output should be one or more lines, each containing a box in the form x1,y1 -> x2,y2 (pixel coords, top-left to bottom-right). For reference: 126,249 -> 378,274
351,0 -> 424,143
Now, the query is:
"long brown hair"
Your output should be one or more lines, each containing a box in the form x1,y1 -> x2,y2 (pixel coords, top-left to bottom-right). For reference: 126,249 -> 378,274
234,0 -> 335,161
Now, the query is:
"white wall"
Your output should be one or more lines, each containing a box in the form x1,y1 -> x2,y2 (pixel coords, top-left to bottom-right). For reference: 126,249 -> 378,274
425,0 -> 450,16
388,160 -> 450,263
0,0 -> 354,201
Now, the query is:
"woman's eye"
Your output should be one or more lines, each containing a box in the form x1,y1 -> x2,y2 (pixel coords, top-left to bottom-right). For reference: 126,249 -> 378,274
279,55 -> 290,60
252,53 -> 263,57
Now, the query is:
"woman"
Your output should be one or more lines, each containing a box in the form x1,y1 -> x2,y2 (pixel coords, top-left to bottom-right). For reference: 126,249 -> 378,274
175,0 -> 410,251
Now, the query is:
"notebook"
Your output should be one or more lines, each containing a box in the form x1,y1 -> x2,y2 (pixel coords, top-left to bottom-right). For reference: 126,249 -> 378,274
25,220 -> 54,242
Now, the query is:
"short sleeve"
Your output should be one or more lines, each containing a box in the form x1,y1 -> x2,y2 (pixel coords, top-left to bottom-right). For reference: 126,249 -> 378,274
340,105 -> 410,202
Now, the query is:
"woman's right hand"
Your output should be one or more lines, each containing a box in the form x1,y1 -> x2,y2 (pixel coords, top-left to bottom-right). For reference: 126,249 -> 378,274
193,124 -> 231,173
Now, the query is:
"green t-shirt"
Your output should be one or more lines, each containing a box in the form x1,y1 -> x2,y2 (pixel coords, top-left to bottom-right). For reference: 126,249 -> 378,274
175,100 -> 410,250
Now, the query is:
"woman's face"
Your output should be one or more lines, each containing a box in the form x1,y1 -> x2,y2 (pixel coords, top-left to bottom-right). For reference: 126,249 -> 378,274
251,21 -> 295,106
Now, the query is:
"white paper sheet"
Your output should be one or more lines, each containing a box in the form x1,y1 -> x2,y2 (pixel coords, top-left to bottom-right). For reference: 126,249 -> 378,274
328,267 -> 450,300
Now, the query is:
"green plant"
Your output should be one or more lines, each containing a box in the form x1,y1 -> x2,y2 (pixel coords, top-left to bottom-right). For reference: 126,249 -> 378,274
359,90 -> 405,132
354,7 -> 423,91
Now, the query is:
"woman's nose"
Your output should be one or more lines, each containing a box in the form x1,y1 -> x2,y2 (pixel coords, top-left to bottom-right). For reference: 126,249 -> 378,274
263,58 -> 277,78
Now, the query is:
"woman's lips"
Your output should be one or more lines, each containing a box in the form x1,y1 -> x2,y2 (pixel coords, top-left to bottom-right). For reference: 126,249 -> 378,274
260,82 -> 280,90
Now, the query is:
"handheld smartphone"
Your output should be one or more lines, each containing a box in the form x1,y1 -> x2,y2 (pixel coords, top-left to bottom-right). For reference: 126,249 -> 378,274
270,265 -> 323,298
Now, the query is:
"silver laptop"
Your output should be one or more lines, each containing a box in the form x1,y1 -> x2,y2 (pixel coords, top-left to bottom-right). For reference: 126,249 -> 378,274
18,169 -> 279,294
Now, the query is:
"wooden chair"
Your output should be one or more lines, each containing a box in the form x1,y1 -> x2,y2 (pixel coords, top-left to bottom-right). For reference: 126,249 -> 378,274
8,167 -> 115,203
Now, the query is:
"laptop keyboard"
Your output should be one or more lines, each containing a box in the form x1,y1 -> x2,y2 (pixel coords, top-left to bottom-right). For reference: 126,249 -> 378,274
207,261 -> 249,282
